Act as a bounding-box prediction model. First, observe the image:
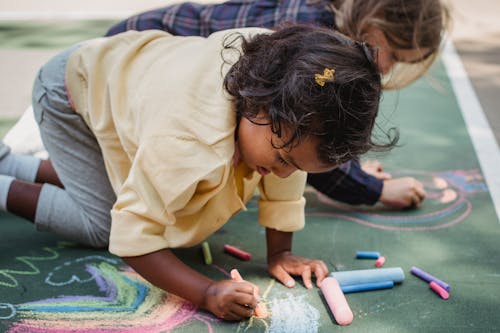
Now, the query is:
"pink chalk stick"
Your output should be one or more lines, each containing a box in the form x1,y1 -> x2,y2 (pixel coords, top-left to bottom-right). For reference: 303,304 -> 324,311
320,277 -> 354,326
430,281 -> 450,300
375,256 -> 386,267
224,244 -> 251,260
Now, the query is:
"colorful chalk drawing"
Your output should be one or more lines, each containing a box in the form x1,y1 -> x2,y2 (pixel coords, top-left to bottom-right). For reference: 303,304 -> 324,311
0,247 -> 59,288
2,256 -> 322,332
2,258 -> 213,332
3,170 -> 483,331
306,169 -> 488,231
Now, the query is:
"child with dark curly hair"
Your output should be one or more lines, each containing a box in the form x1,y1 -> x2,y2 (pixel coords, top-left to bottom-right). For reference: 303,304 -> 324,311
103,0 -> 450,209
0,25 -> 396,320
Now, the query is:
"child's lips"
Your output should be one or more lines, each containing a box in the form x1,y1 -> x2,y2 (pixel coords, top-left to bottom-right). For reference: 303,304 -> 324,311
256,166 -> 270,176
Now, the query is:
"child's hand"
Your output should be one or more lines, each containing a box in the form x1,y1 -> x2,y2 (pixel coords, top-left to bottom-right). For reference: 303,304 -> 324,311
361,159 -> 392,180
380,177 -> 426,208
204,280 -> 259,321
267,251 -> 329,289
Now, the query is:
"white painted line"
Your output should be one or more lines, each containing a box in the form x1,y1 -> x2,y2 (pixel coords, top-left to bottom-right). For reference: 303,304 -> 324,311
0,11 -> 133,21
442,39 -> 500,221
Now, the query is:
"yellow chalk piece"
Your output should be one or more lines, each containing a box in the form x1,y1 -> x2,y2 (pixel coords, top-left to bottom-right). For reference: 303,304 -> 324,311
201,241 -> 212,265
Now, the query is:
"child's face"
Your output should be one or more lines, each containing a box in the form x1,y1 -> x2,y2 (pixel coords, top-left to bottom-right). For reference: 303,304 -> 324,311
365,27 -> 432,75
237,114 -> 336,178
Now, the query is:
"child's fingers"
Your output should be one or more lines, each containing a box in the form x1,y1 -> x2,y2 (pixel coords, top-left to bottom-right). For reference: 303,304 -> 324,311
230,269 -> 244,281
224,304 -> 254,320
232,280 -> 255,293
415,182 -> 426,199
301,266 -> 313,289
234,289 -> 259,309
378,171 -> 392,180
270,265 -> 295,288
230,303 -> 255,319
311,262 -> 329,287
315,260 -> 329,276
412,182 -> 426,206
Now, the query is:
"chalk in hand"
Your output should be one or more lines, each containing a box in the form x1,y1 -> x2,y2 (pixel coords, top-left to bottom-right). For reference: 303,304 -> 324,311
429,281 -> 450,300
224,244 -> 251,261
230,269 -> 268,318
201,241 -> 212,265
410,266 -> 450,291
355,251 -> 380,259
320,277 -> 354,326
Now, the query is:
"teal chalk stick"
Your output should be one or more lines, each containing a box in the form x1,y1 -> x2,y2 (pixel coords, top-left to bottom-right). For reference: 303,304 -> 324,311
330,267 -> 404,286
341,280 -> 394,293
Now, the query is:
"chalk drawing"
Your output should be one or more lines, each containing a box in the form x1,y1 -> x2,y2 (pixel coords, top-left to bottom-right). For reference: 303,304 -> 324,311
308,169 -> 487,231
267,293 -> 320,333
45,255 -> 119,286
2,256 -> 329,333
4,261 -> 216,332
0,247 -> 59,288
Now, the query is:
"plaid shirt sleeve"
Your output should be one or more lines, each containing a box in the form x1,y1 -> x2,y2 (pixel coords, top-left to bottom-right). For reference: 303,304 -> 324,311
307,161 -> 383,205
106,0 -> 336,37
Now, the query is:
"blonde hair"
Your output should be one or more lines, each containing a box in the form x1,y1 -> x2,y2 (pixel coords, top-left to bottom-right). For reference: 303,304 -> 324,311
332,0 -> 451,89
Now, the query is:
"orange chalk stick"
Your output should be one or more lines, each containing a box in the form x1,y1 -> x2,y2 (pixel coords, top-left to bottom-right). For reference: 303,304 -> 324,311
230,269 -> 268,318
320,277 -> 354,326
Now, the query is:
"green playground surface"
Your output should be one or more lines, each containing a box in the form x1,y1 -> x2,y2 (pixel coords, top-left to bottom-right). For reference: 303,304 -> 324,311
0,21 -> 117,49
0,21 -> 499,333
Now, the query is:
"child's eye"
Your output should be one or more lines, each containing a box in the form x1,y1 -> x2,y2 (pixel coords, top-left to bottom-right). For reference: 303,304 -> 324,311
277,155 -> 288,166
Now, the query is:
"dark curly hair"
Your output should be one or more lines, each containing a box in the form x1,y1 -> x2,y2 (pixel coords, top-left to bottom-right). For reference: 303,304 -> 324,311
223,24 -> 398,166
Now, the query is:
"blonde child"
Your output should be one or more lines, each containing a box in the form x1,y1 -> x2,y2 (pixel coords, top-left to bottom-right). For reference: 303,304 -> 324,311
0,25 -> 394,320
105,0 -> 450,209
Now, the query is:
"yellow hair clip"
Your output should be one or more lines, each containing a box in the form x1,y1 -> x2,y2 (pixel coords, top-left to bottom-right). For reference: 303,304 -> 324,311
315,68 -> 335,87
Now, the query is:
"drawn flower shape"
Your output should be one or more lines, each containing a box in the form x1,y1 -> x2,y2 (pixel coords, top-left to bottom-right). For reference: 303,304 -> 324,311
306,169 -> 487,231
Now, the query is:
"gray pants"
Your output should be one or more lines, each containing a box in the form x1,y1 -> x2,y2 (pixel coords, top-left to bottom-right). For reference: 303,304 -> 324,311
32,45 -> 116,248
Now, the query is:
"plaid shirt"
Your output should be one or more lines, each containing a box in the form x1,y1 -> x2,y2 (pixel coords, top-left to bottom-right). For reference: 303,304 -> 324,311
107,0 -> 336,37
106,0 -> 383,205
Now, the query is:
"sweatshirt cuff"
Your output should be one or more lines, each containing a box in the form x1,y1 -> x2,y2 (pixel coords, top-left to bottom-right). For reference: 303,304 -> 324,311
258,197 -> 305,232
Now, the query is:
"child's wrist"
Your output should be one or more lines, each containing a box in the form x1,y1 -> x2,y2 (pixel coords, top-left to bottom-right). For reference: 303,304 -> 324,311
267,249 -> 292,263
201,281 -> 217,310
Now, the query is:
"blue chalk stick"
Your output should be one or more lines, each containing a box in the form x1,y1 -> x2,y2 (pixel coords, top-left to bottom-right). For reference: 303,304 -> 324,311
355,251 -> 381,259
341,280 -> 394,294
330,267 -> 405,286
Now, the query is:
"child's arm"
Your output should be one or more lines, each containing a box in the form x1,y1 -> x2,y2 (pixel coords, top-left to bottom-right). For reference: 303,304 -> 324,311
265,228 -> 329,289
122,248 -> 258,320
